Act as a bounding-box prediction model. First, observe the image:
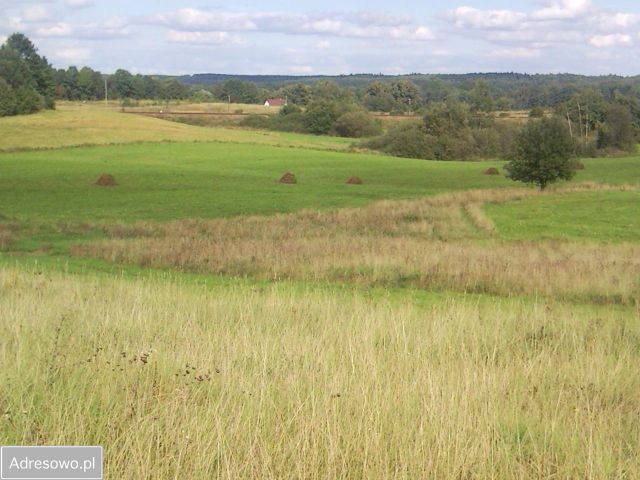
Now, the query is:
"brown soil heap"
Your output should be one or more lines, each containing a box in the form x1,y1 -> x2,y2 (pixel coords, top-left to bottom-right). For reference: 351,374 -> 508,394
346,176 -> 363,185
279,172 -> 297,184
484,168 -> 500,176
95,174 -> 118,186
575,162 -> 586,170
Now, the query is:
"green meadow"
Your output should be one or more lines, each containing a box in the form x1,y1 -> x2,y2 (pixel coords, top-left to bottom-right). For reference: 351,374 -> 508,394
1,141 -> 638,223
1,107 -> 639,478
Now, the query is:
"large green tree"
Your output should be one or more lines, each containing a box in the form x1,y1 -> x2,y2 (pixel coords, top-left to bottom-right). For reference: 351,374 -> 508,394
0,33 -> 55,115
506,117 -> 576,190
2,33 -> 55,109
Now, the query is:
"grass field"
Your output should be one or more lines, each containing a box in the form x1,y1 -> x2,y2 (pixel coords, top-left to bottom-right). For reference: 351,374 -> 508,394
1,107 -> 639,478
487,190 -> 640,242
0,106 -> 351,152
1,141 -> 639,222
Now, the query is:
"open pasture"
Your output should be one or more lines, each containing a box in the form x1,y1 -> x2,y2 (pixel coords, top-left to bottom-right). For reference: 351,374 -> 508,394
1,107 -> 640,479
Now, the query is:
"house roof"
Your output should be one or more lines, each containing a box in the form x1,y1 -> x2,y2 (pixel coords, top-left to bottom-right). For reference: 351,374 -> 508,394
265,98 -> 286,106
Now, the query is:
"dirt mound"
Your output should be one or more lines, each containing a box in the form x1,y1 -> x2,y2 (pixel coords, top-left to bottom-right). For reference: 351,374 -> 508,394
95,174 -> 118,187
575,162 -> 586,170
484,168 -> 500,176
346,176 -> 363,185
279,172 -> 297,184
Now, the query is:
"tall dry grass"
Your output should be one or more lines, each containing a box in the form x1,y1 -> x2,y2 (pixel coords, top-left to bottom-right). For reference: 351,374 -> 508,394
71,183 -> 640,304
1,268 -> 639,478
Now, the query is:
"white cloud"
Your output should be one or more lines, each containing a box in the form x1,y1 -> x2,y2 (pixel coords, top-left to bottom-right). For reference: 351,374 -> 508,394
36,22 -> 72,37
444,0 -> 640,55
589,33 -> 632,48
531,0 -> 594,21
54,46 -> 90,63
21,5 -> 50,22
316,40 -> 331,50
64,0 -> 94,8
415,26 -> 435,40
76,16 -> 130,39
445,7 -> 525,30
167,30 -> 238,45
149,8 -> 434,43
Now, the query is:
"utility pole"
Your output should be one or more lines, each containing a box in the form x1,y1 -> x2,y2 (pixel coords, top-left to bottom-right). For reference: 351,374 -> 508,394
228,94 -> 231,113
104,77 -> 108,106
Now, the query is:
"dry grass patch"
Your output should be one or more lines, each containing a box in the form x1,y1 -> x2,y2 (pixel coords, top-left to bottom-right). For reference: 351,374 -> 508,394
71,183 -> 640,304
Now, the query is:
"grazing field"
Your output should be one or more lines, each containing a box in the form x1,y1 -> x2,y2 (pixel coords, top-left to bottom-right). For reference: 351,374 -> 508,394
2,141 -> 639,223
1,108 -> 640,478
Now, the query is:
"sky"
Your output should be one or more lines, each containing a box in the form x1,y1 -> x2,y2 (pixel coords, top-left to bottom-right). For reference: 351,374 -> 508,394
1,0 -> 640,76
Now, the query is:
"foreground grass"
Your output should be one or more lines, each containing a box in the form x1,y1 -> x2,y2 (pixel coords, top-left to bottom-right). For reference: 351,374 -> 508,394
1,267 -> 638,478
0,107 -> 351,152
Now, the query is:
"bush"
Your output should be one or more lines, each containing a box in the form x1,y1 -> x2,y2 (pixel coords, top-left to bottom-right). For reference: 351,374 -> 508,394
279,104 -> 302,116
303,102 -> 340,135
238,115 -> 270,129
333,111 -> 382,138
268,112 -> 306,132
364,122 -> 435,159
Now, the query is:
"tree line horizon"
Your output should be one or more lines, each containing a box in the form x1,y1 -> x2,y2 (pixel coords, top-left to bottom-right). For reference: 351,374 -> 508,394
0,33 -> 637,165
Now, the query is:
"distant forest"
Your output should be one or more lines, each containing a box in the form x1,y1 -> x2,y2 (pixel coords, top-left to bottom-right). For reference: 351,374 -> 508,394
168,72 -> 640,111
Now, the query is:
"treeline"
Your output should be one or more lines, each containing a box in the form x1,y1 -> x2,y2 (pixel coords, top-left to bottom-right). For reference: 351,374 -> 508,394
175,71 -> 640,112
54,67 -> 190,102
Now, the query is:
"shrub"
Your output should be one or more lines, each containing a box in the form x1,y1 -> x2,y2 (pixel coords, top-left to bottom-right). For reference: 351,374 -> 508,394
239,115 -> 270,129
364,122 -> 435,159
303,102 -> 340,135
268,112 -> 306,132
333,111 -> 382,138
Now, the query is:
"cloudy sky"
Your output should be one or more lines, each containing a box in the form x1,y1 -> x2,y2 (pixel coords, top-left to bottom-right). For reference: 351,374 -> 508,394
1,0 -> 640,75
